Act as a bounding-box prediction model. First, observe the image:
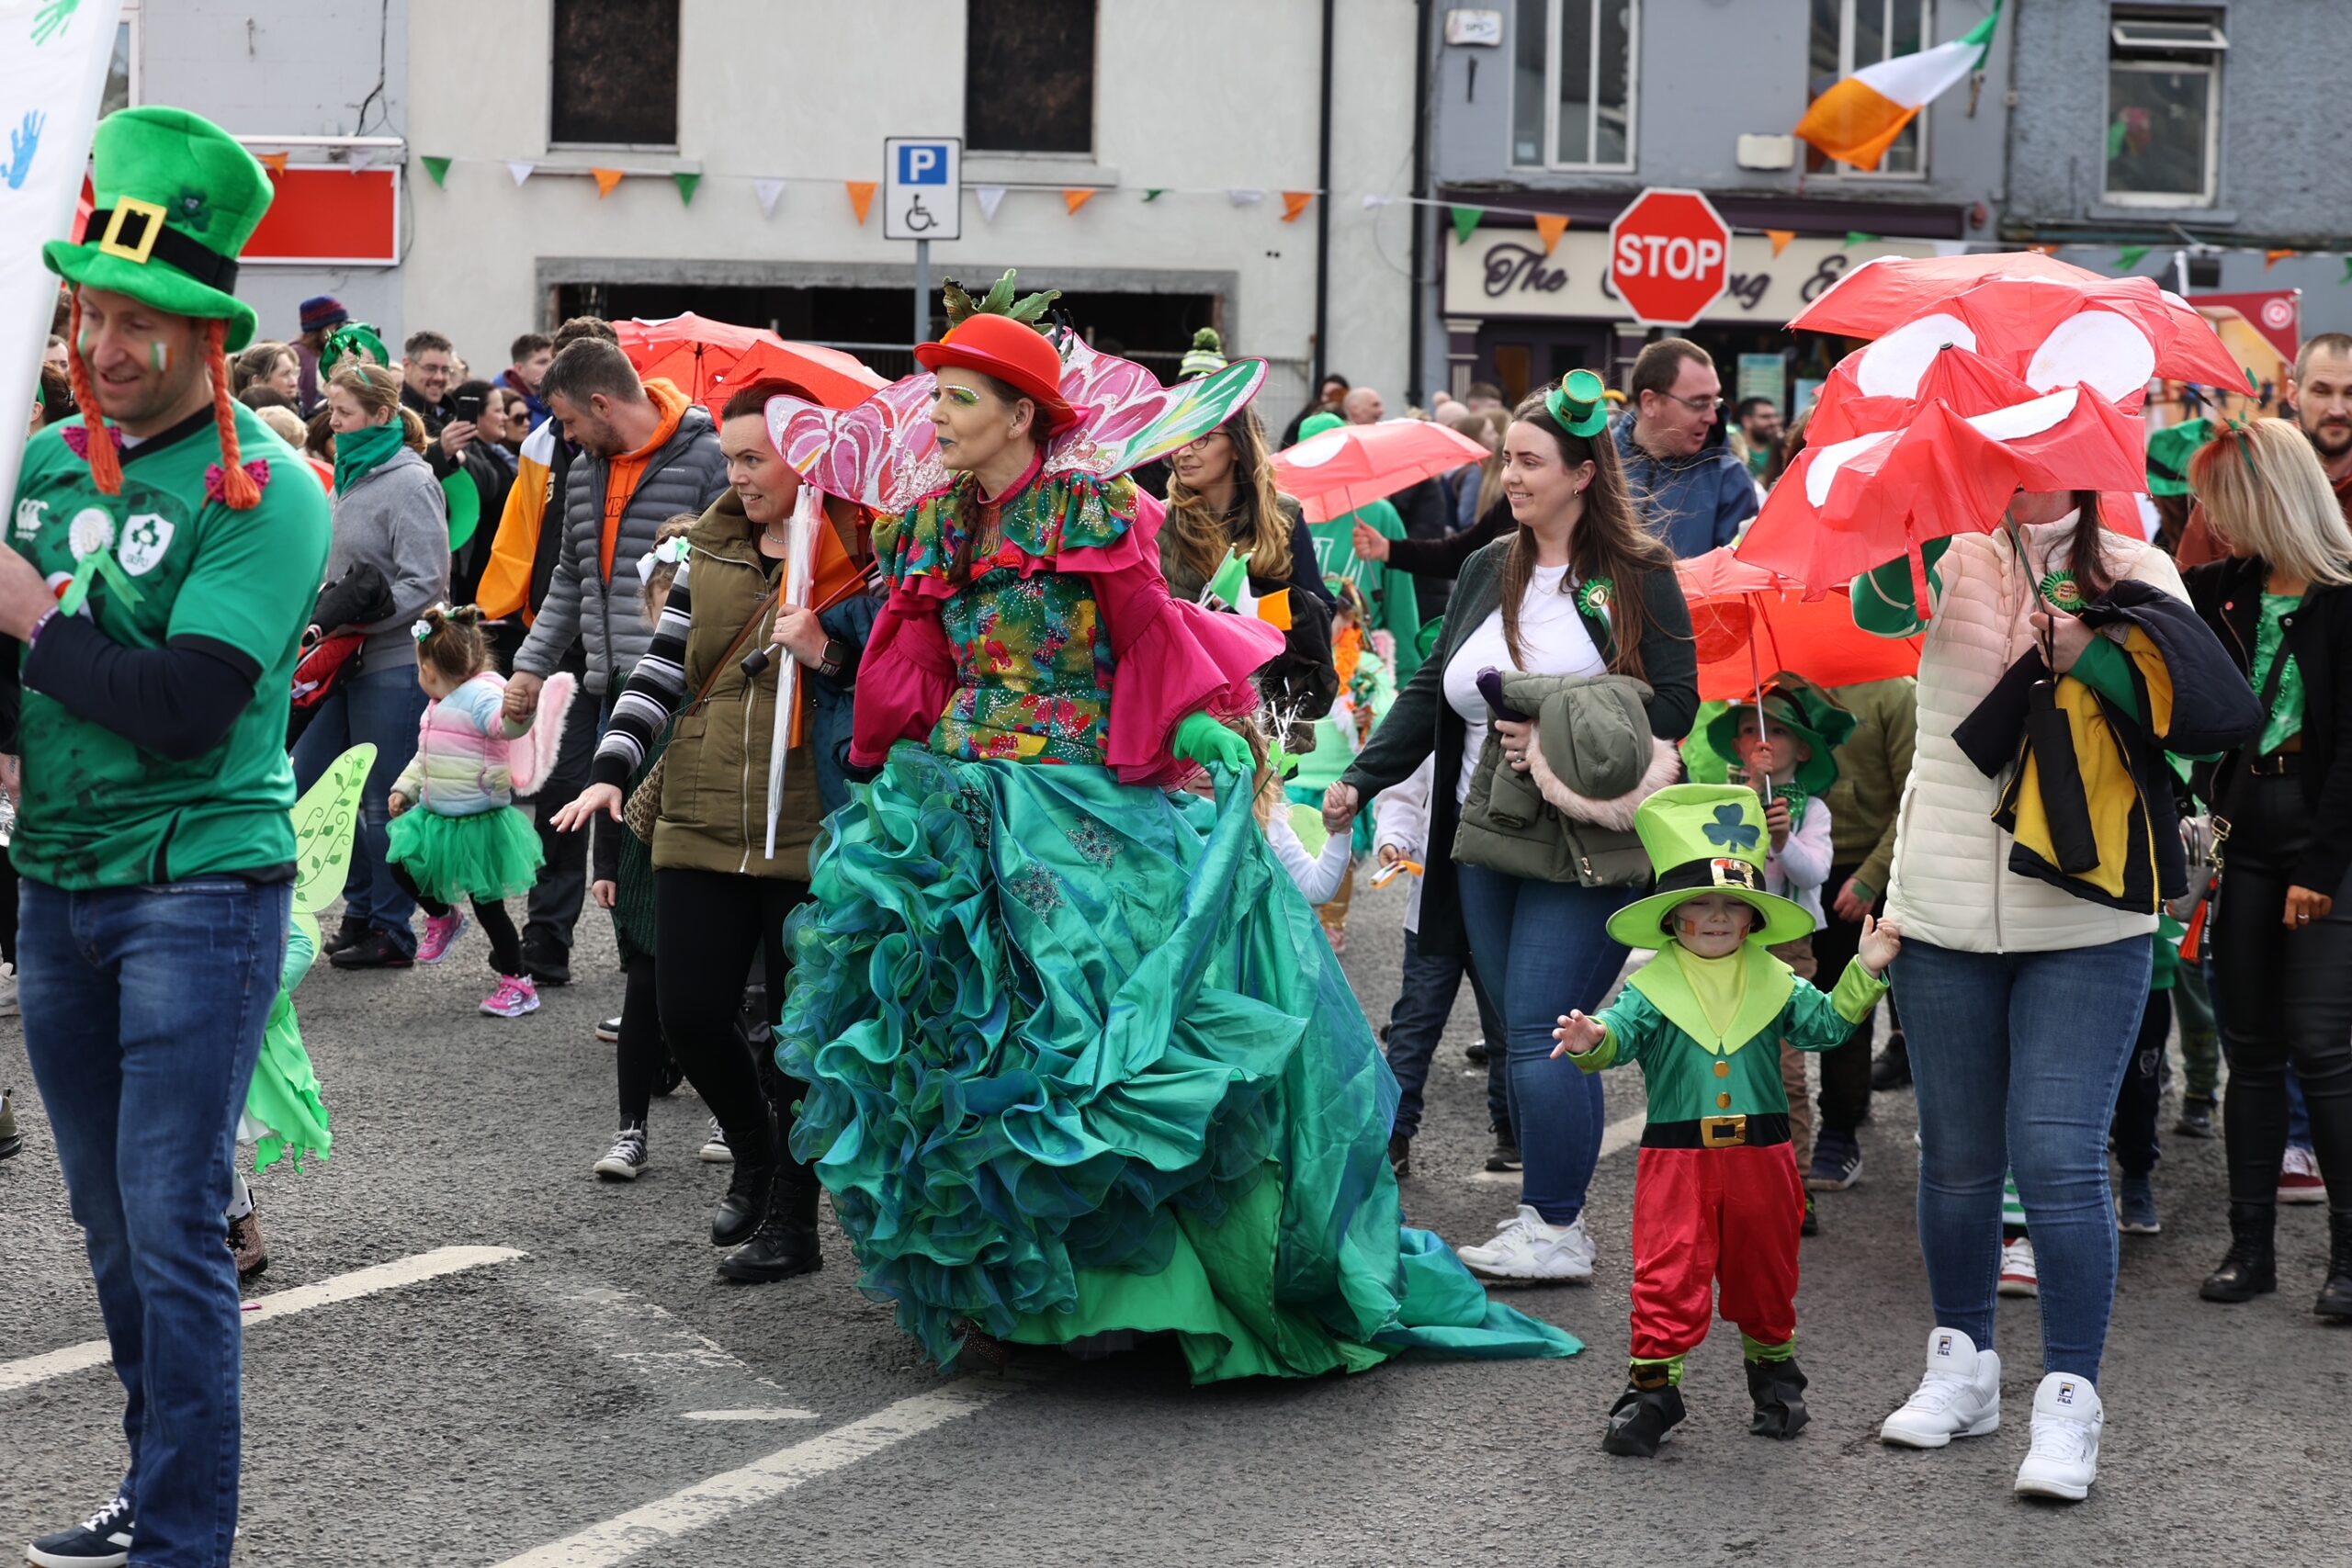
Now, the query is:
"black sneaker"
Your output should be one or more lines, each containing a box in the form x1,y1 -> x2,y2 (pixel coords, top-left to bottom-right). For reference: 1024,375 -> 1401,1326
594,1125 -> 649,1181
1388,1134 -> 1411,1181
328,930 -> 413,971
1485,1124 -> 1522,1172
28,1495 -> 135,1566
1871,1032 -> 1911,1090
2175,1096 -> 2219,1139
1465,1038 -> 1490,1065
322,916 -> 368,956
594,1016 -> 622,1044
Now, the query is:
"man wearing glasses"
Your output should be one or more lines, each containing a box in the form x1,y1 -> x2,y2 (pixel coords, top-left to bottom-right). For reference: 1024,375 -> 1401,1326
1614,338 -> 1758,558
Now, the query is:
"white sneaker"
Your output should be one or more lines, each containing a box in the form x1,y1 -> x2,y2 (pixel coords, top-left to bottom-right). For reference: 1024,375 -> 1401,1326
0,963 -> 17,1019
2279,1145 -> 2328,1204
2013,1371 -> 2103,1501
1454,1204 -> 1593,1284
1880,1326 -> 2002,1448
1998,1235 -> 2040,1296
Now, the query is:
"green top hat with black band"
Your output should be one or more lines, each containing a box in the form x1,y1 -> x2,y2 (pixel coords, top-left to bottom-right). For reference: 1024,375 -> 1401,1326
1545,368 -> 1610,438
1605,783 -> 1815,951
43,107 -> 275,352
1702,675 -> 1855,798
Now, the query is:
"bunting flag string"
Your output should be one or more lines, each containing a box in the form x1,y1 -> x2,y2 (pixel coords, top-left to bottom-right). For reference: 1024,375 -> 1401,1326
420,154 -> 450,187
1532,212 -> 1570,254
1228,188 -> 1265,208
1281,191 -> 1315,223
2115,244 -> 2150,269
257,152 -> 291,175
975,186 -> 1007,222
1449,205 -> 1483,243
590,168 -> 625,199
506,160 -> 535,187
752,177 -> 786,218
845,179 -> 877,225
2267,248 -> 2299,269
1064,187 -> 1098,215
1844,231 -> 1882,247
1765,229 -> 1796,257
673,172 -> 700,207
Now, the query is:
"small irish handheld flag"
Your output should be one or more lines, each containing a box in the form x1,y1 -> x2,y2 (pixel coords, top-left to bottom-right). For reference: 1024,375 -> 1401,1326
1794,0 -> 2001,172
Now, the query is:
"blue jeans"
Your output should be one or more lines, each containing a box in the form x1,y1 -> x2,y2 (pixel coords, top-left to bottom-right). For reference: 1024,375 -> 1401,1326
291,662 -> 428,954
1895,935 -> 2151,1382
18,874 -> 291,1568
1454,863 -> 1626,1225
1384,930 -> 1510,1139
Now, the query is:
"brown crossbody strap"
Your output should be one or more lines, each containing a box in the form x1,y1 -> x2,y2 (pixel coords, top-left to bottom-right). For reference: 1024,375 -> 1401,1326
676,585 -> 783,721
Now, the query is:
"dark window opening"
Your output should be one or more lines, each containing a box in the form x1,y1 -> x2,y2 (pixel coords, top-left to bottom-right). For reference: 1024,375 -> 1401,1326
966,0 -> 1096,154
551,0 -> 680,148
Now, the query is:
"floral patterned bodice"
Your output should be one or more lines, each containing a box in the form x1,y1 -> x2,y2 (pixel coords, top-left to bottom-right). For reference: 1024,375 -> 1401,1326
880,465 -> 1137,765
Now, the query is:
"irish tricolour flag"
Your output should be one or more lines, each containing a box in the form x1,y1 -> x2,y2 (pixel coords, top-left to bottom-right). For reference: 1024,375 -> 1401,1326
1794,1 -> 2002,171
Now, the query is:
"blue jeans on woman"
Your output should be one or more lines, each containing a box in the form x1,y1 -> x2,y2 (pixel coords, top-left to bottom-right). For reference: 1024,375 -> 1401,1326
1895,934 -> 2152,1382
18,874 -> 291,1568
1454,863 -> 1627,1225
291,661 -> 428,955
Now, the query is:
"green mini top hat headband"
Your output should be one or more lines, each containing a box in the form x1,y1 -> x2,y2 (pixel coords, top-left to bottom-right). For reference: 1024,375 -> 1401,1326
1545,368 -> 1610,438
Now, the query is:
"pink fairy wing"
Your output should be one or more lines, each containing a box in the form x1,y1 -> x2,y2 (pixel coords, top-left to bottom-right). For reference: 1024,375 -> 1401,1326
766,378 -> 946,513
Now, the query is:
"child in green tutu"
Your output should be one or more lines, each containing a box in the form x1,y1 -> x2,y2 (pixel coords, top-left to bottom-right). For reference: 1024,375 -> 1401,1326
386,604 -> 575,1017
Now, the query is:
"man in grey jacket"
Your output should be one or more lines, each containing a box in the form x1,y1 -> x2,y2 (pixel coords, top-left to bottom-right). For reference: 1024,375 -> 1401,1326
504,338 -> 729,983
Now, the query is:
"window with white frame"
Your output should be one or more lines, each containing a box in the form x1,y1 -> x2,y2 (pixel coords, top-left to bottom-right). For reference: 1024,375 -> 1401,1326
2104,10 -> 2226,205
1806,0 -> 1931,176
1510,0 -> 1637,171
102,1 -> 141,118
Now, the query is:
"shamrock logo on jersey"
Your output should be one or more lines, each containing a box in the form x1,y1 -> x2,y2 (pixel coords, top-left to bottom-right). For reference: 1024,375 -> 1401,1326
119,513 -> 175,576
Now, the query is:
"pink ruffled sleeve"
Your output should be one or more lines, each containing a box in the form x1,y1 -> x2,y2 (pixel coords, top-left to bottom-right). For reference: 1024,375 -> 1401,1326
1069,491 -> 1284,786
848,583 -> 956,767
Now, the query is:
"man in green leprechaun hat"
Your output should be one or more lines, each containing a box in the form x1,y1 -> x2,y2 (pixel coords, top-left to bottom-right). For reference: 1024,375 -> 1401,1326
1548,783 -> 1901,1459
0,107 -> 329,1568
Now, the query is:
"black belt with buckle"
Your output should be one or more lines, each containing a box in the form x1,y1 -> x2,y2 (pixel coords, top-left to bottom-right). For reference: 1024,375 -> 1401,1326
1642,1113 -> 1791,1150
2245,751 -> 2303,777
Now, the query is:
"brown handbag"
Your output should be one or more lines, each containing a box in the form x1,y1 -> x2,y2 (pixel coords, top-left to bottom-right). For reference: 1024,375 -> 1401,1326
623,585 -> 783,842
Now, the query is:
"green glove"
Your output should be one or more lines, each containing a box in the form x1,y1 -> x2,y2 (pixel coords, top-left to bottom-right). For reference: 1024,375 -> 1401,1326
1173,711 -> 1252,773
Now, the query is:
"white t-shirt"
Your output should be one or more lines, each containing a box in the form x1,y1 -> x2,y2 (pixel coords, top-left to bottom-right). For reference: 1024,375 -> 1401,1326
1442,561 -> 1607,804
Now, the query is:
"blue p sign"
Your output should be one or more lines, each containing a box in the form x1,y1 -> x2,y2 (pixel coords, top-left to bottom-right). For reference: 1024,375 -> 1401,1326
899,144 -> 946,185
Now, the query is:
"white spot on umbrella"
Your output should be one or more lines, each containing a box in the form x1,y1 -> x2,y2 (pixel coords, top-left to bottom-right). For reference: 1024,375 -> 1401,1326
1854,312 -> 1979,400
2025,311 -> 2156,402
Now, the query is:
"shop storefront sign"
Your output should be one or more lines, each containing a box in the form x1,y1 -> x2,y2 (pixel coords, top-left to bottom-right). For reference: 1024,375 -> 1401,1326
1446,229 -> 1938,327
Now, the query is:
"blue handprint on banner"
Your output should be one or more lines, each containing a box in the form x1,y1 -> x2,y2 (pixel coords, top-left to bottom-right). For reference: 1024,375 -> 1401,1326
2,110 -> 45,191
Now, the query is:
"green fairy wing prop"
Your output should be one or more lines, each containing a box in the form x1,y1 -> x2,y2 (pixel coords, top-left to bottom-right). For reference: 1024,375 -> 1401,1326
442,468 -> 481,551
1043,340 -> 1267,484
288,743 -> 377,946
1287,802 -> 1330,859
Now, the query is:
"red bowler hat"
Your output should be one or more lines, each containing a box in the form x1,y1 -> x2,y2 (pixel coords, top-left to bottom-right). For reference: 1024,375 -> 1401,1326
913,313 -> 1080,433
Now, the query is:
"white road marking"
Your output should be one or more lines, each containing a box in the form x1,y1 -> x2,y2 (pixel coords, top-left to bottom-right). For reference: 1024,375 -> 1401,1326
491,1377 -> 1023,1568
678,1408 -> 819,1422
1464,1111 -> 1647,1184
0,1245 -> 524,1395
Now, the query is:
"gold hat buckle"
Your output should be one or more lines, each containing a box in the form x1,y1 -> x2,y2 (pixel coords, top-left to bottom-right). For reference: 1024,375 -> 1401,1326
97,197 -> 167,265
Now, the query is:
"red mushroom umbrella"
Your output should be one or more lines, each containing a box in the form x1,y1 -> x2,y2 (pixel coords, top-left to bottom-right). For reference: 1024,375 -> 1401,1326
613,313 -> 887,415
1270,420 -> 1489,524
1679,549 -> 1923,703
1793,250 -> 2110,334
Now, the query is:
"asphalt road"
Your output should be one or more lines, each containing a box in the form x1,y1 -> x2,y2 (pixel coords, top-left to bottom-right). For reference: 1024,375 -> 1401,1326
5,876 -> 2348,1568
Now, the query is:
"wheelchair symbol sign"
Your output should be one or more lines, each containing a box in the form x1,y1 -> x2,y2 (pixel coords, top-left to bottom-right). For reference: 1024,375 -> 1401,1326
884,136 -> 962,241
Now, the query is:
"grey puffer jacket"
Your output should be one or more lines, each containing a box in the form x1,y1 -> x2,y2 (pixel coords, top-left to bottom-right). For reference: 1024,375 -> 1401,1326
512,400 -> 729,694
325,445 -> 449,673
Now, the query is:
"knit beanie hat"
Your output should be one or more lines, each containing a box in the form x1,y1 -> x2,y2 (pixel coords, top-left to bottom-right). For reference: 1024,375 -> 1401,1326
300,295 -> 349,334
1180,327 -> 1228,381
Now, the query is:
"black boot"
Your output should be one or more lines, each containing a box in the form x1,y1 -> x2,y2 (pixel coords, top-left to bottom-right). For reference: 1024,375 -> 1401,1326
710,1159 -> 771,1247
2200,1201 -> 2278,1303
1746,1356 -> 1810,1439
1871,1032 -> 1911,1090
1600,1365 -> 1686,1458
2317,1211 -> 2352,1323
719,1162 -> 823,1283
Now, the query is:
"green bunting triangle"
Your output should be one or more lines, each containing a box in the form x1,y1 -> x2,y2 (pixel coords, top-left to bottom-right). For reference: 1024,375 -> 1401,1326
1143,188 -> 1165,201
2341,255 -> 2352,286
1843,231 -> 1881,248
1450,205 -> 1485,244
674,172 -> 701,207
421,155 -> 451,188
2116,244 -> 2150,269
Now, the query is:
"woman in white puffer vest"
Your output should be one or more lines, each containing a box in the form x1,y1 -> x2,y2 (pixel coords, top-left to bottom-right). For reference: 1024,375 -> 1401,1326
1852,489 -> 2182,1505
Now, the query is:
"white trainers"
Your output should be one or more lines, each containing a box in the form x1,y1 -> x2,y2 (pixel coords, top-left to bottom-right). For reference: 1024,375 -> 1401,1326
0,962 -> 17,1019
1997,1236 -> 2040,1296
1455,1204 -> 1594,1284
1880,1326 -> 2002,1449
2013,1371 -> 2103,1501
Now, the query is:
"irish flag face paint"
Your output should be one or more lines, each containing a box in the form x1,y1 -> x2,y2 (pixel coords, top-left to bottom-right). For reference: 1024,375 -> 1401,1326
149,339 -> 172,373
1793,0 -> 2003,172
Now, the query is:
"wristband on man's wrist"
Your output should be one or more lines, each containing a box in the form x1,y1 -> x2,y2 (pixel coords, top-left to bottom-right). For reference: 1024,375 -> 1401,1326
26,607 -> 57,647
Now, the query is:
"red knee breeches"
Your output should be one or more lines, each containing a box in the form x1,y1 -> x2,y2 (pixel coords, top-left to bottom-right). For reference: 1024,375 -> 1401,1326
1627,1144 -> 1804,1362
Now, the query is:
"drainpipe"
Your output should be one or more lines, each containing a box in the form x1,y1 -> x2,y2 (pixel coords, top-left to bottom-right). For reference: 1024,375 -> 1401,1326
1408,0 -> 1433,404
1313,0 -> 1335,389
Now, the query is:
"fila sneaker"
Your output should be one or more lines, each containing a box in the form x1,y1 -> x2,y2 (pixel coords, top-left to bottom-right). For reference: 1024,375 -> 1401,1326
1879,1326 -> 2001,1449
2013,1371 -> 2103,1501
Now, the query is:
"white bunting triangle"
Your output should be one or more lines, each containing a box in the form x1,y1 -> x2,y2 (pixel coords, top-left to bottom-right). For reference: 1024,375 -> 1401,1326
507,161 -> 536,187
753,178 -> 786,218
1228,187 -> 1265,207
975,185 -> 1007,223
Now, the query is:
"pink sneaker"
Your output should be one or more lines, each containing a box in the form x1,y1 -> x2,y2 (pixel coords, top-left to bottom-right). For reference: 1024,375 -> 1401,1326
416,910 -> 468,964
481,976 -> 540,1019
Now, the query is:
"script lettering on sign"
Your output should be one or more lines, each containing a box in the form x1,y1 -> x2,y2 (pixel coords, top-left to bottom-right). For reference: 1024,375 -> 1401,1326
1482,243 -> 1569,299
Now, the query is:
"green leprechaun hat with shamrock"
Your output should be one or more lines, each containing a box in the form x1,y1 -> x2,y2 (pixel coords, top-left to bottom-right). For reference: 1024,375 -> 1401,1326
44,107 -> 275,352
1604,783 -> 1816,951
1702,675 -> 1856,798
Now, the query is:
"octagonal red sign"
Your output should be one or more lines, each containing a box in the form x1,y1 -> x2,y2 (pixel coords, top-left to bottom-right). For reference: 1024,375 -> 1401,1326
1609,188 -> 1732,328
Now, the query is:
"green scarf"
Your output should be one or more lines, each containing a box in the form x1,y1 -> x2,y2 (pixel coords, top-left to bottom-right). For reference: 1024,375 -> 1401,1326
334,418 -> 407,494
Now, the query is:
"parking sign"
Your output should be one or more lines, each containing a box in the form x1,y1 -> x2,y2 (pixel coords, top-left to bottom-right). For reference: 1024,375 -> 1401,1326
883,136 -> 962,241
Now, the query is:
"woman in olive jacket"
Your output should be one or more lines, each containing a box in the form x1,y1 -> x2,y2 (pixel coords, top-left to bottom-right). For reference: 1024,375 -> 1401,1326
1325,390 -> 1696,1284
554,380 -> 875,1285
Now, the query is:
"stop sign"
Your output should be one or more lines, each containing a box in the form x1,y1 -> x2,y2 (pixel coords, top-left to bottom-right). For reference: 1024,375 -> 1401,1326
1608,187 -> 1732,328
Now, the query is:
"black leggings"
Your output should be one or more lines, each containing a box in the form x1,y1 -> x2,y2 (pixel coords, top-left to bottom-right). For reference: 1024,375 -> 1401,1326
2211,770 -> 2352,1213
389,863 -> 524,977
2109,990 -> 2170,1179
616,953 -> 660,1130
654,868 -> 812,1174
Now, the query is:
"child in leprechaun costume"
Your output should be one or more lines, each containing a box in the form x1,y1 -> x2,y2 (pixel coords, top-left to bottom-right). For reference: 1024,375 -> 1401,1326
2,107 -> 330,1566
1551,784 -> 1900,1458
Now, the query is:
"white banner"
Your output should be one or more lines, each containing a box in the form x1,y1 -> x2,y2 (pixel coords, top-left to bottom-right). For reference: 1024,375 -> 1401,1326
0,0 -> 123,508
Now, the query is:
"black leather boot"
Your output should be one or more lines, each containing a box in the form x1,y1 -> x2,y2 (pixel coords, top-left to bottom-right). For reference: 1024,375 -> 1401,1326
1600,1365 -> 1686,1458
719,1162 -> 823,1283
710,1158 -> 771,1247
2317,1211 -> 2352,1323
1746,1356 -> 1810,1439
2199,1201 -> 2277,1303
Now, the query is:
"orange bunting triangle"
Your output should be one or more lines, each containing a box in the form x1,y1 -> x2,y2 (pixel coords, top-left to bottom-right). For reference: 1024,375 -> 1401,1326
1766,229 -> 1796,257
257,152 -> 290,175
1064,187 -> 1098,215
2267,248 -> 2299,270
845,179 -> 877,225
590,167 -> 625,198
1281,190 -> 1315,223
1532,212 -> 1570,254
